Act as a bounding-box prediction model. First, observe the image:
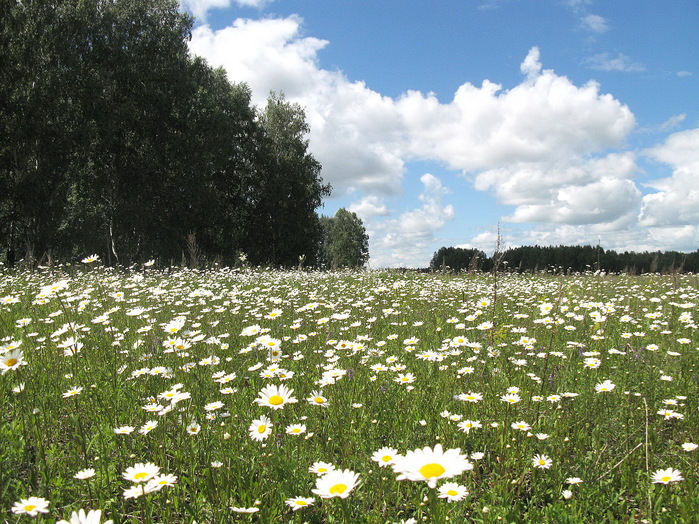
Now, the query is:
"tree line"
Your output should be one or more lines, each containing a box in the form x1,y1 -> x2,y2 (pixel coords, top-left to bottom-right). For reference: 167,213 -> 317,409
430,245 -> 699,274
1,0 -> 369,269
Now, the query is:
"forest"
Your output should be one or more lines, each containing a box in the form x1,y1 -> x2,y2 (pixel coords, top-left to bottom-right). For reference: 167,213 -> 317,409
430,245 -> 699,274
1,0 -> 369,269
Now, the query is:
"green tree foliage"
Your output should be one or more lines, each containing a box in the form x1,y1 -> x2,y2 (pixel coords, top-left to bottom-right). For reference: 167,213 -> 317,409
319,208 -> 369,269
0,0 -> 330,267
429,246 -> 489,272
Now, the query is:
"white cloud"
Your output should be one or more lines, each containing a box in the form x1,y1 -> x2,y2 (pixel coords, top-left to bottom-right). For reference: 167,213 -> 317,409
639,128 -> 699,227
581,14 -> 609,34
659,113 -> 686,131
584,53 -> 645,72
370,174 -> 454,267
347,196 -> 389,218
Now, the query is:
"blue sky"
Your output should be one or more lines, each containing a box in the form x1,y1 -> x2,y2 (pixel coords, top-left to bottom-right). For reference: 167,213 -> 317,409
181,0 -> 698,267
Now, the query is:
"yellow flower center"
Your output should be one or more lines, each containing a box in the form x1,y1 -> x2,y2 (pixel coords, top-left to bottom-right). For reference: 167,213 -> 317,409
314,397 -> 325,403
447,489 -> 458,496
329,483 -> 347,495
419,463 -> 446,478
134,472 -> 149,480
295,500 -> 307,506
661,476 -> 671,483
25,505 -> 36,511
382,455 -> 392,462
268,395 -> 284,405
5,358 -> 17,367
257,425 -> 267,433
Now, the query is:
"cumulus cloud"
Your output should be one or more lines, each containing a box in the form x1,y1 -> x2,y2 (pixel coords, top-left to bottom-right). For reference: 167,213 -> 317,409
371,174 -> 454,267
639,128 -> 699,227
348,196 -> 389,218
399,47 -> 635,172
584,52 -> 645,72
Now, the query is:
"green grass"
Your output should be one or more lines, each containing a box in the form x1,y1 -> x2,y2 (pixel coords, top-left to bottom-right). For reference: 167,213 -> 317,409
1,266 -> 698,522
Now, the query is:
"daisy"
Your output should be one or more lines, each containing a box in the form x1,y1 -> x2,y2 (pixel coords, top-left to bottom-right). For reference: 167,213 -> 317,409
74,468 -> 96,480
57,508 -> 113,524
139,420 -> 158,435
457,419 -> 482,434
651,468 -> 683,484
371,447 -> 400,467
309,462 -> 336,475
12,497 -> 50,516
230,507 -> 260,513
254,384 -> 298,409
307,390 -> 329,407
566,477 -> 583,485
63,387 -> 84,398
456,392 -> 483,403
511,421 -> 531,431
311,469 -> 360,499
186,422 -> 201,435
285,497 -> 315,511
286,423 -> 307,436
392,444 -> 473,488
437,482 -> 469,502
594,380 -> 615,393
681,443 -> 698,452
122,462 -> 160,483
500,393 -> 521,404
532,454 -> 553,469
114,425 -> 134,434
248,415 -> 272,441
0,348 -> 27,374
204,401 -> 224,411
145,474 -> 178,492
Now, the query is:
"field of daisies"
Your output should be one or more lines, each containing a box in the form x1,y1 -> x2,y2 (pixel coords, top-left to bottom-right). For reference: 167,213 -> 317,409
1,263 -> 698,523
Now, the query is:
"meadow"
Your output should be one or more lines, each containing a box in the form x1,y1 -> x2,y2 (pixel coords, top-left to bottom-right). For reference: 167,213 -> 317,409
1,263 -> 698,523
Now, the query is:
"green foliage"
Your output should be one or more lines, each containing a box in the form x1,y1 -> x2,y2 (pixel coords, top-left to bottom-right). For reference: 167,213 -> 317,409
0,1 -> 329,268
320,208 -> 369,269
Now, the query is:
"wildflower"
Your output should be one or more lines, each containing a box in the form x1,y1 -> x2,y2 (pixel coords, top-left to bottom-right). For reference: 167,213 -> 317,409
254,384 -> 298,410
392,444 -> 473,488
501,393 -> 521,404
532,454 -> 553,469
681,443 -> 698,452
186,422 -> 201,435
230,507 -> 260,513
57,509 -> 113,524
562,489 -> 573,500
81,254 -> 100,264
12,497 -> 50,516
394,373 -> 416,384
511,421 -> 531,431
372,447 -> 400,467
122,462 -> 160,483
286,423 -> 306,436
0,348 -> 27,374
594,380 -> 615,393
63,387 -> 84,398
309,462 -> 336,475
74,468 -> 96,480
457,420 -> 482,434
204,401 -> 224,411
456,392 -> 483,403
114,425 -> 135,435
651,468 -> 683,484
146,474 -> 178,491
248,415 -> 272,442
285,496 -> 315,511
566,477 -> 583,485
139,420 -> 158,435
311,469 -> 360,499
307,390 -> 329,407
437,482 -> 469,502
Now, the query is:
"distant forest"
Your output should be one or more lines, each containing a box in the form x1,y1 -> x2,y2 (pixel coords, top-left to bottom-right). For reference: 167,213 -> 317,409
430,245 -> 699,274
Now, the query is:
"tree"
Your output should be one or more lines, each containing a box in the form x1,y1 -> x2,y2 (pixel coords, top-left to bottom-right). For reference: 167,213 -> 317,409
430,246 -> 487,272
321,208 -> 369,269
246,93 -> 331,267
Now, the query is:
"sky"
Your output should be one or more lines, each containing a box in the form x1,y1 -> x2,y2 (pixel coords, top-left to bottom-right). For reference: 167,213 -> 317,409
180,0 -> 699,267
